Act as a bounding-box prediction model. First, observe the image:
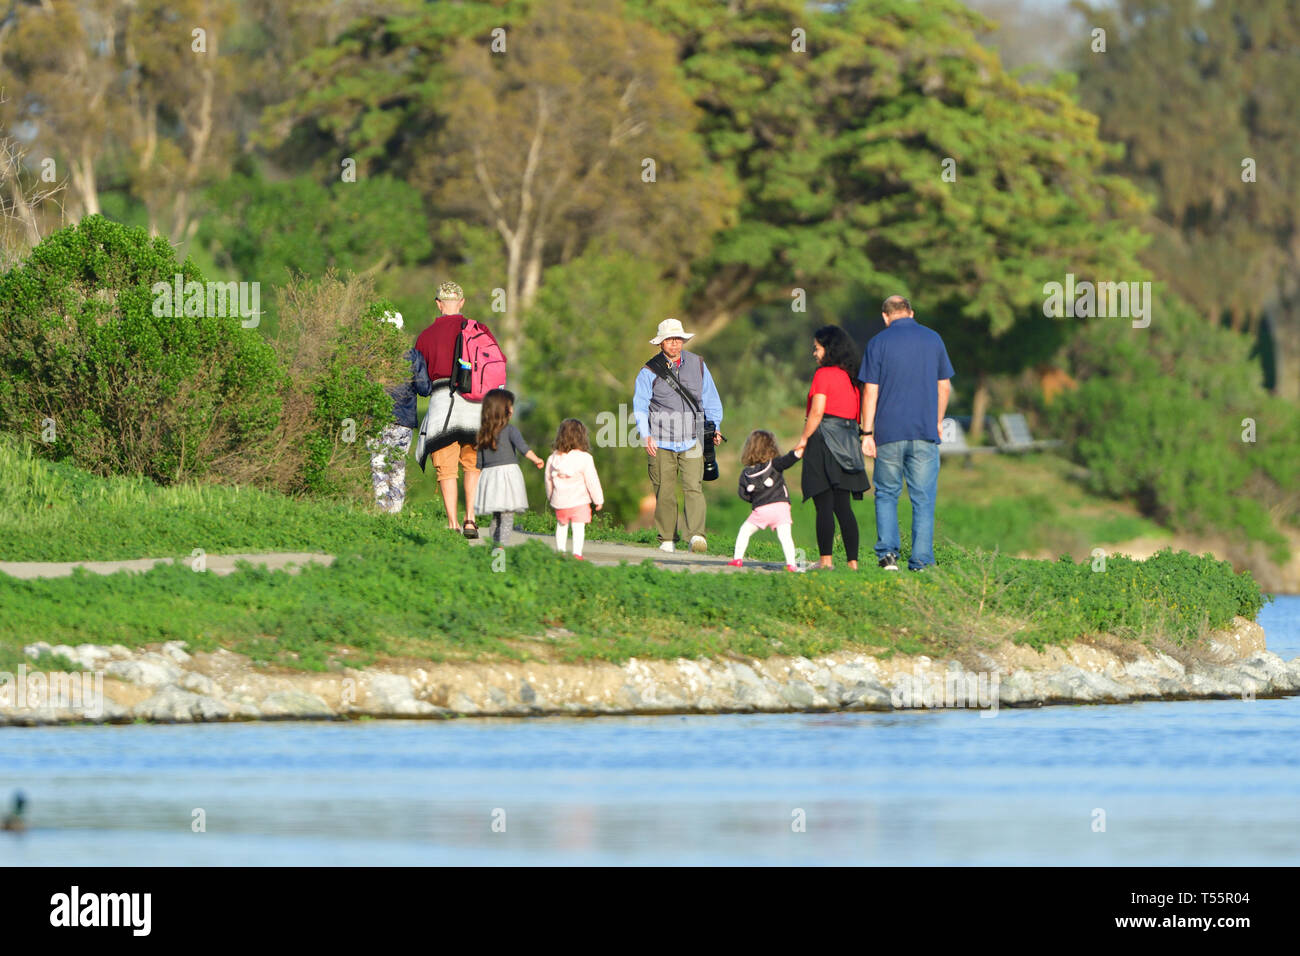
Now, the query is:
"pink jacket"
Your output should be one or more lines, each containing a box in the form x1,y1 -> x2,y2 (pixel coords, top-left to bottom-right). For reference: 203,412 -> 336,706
545,450 -> 604,510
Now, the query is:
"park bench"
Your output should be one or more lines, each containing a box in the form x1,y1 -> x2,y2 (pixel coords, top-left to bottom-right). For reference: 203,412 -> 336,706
939,417 -> 997,456
990,412 -> 1064,453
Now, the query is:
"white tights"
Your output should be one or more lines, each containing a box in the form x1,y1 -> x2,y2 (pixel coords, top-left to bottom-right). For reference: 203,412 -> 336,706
556,521 -> 587,556
734,520 -> 797,566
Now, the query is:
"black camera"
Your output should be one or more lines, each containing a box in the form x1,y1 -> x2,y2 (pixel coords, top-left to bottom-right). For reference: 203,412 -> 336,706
702,419 -> 725,481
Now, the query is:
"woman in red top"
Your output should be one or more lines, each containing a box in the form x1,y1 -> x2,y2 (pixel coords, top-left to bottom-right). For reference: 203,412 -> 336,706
794,325 -> 869,569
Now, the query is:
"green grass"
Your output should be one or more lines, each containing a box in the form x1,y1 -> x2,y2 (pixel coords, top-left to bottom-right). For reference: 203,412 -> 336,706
0,532 -> 1265,673
0,437 -> 445,562
0,435 -> 1265,672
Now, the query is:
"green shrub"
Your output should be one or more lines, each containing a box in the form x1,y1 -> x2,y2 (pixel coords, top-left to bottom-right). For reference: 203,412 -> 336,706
270,272 -> 404,497
0,215 -> 283,483
1059,298 -> 1300,562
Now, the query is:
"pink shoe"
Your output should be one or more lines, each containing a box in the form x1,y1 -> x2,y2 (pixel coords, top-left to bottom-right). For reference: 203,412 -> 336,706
574,554 -> 585,561
726,559 -> 743,567
786,564 -> 804,573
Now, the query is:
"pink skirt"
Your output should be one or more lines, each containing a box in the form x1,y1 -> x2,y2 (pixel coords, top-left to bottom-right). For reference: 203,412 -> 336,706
555,504 -> 592,524
748,501 -> 792,530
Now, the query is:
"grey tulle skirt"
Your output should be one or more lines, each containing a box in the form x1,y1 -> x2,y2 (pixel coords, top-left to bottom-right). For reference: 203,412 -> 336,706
475,463 -> 529,514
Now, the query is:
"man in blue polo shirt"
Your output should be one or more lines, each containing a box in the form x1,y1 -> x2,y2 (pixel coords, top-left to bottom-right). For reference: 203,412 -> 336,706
859,296 -> 954,571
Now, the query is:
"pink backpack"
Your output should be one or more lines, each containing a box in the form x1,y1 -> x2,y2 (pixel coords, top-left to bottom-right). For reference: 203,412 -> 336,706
453,318 -> 507,401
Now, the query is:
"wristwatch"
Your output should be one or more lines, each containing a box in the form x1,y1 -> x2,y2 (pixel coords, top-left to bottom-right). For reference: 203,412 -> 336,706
859,429 -> 872,437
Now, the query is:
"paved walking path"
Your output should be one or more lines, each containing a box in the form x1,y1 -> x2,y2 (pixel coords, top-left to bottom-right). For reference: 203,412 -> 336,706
474,531 -> 802,573
0,552 -> 336,579
0,534 -> 802,579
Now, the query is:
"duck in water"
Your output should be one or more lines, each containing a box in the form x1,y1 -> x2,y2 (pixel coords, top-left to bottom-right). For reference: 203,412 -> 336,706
2,791 -> 26,832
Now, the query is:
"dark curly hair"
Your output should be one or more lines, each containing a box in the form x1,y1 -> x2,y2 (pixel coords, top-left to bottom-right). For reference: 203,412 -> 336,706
813,325 -> 860,380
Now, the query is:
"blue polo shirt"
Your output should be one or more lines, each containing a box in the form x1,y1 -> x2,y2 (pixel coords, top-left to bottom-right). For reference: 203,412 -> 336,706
859,316 -> 955,444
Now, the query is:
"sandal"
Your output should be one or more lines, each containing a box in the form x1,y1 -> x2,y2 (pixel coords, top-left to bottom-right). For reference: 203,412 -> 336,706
462,520 -> 479,539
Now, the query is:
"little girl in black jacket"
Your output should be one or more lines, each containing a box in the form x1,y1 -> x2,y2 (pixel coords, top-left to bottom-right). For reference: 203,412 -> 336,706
728,429 -> 804,571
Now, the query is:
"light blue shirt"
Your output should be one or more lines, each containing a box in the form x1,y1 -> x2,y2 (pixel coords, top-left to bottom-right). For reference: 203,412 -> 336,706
633,354 -> 724,452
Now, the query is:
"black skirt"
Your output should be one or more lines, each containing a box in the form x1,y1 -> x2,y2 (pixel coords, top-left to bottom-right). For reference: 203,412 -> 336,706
800,423 -> 871,502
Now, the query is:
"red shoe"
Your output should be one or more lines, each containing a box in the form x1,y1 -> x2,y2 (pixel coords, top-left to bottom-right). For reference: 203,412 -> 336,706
573,554 -> 585,561
786,564 -> 804,573
726,559 -> 743,567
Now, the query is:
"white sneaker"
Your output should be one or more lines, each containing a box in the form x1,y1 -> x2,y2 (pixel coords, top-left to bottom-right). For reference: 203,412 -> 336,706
689,535 -> 707,553
659,540 -> 675,553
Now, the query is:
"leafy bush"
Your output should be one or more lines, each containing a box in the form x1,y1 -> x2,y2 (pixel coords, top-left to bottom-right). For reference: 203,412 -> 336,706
0,218 -> 408,500
0,215 -> 284,483
1058,297 -> 1300,562
268,271 -> 405,497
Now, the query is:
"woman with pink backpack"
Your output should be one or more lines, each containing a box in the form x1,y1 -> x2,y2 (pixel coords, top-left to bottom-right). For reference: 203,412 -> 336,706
412,281 -> 508,538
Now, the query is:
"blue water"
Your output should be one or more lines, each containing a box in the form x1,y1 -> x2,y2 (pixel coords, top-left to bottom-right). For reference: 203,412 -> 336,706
2,597 -> 1298,866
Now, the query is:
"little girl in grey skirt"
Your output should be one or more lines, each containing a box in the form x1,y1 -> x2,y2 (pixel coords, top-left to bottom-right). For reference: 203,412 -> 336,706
474,388 -> 544,546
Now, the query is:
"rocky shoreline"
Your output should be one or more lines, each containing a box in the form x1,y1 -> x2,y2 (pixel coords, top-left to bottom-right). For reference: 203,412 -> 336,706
2,617 -> 1297,725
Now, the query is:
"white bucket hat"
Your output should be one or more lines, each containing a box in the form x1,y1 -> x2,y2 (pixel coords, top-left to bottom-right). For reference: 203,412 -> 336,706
650,318 -> 695,344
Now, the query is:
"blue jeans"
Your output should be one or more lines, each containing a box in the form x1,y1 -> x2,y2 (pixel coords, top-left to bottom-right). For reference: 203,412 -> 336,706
873,439 -> 940,569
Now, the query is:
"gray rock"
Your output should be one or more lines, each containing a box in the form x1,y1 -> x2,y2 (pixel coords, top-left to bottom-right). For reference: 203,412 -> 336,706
829,662 -> 878,686
231,699 -> 263,718
160,641 -> 192,663
726,662 -> 787,709
106,655 -> 182,687
134,686 -> 231,722
1043,665 -> 1102,702
998,670 -> 1041,706
616,683 -> 644,709
1241,652 -> 1294,690
1152,652 -> 1187,676
1185,669 -> 1241,697
89,697 -> 129,722
806,667 -> 832,689
780,680 -> 817,708
365,673 -> 438,714
259,690 -> 332,718
1073,668 -> 1132,702
69,644 -> 113,669
731,673 -> 783,710
518,680 -> 537,704
450,693 -> 480,715
643,686 -> 688,710
179,672 -> 221,696
840,679 -> 892,710
1156,677 -> 1187,697
1123,659 -> 1167,684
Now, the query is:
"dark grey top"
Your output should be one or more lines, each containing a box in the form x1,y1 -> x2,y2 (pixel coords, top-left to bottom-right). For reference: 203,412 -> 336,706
476,424 -> 531,468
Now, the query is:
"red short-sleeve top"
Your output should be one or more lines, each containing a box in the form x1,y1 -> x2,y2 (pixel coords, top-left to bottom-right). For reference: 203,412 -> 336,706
807,366 -> 861,420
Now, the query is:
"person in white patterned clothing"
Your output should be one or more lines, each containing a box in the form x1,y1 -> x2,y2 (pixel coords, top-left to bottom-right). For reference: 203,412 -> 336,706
367,310 -> 432,513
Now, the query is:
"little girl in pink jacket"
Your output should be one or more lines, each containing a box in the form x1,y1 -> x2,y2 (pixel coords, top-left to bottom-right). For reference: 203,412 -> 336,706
544,419 -> 605,560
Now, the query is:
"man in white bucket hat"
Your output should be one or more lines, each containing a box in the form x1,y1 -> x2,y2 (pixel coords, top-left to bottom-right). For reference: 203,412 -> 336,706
633,318 -> 724,553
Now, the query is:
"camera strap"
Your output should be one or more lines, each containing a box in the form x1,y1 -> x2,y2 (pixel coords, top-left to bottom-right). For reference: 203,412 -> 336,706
645,352 -> 705,417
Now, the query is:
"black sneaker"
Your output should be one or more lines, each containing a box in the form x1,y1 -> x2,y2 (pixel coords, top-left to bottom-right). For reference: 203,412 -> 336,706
878,553 -> 899,571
